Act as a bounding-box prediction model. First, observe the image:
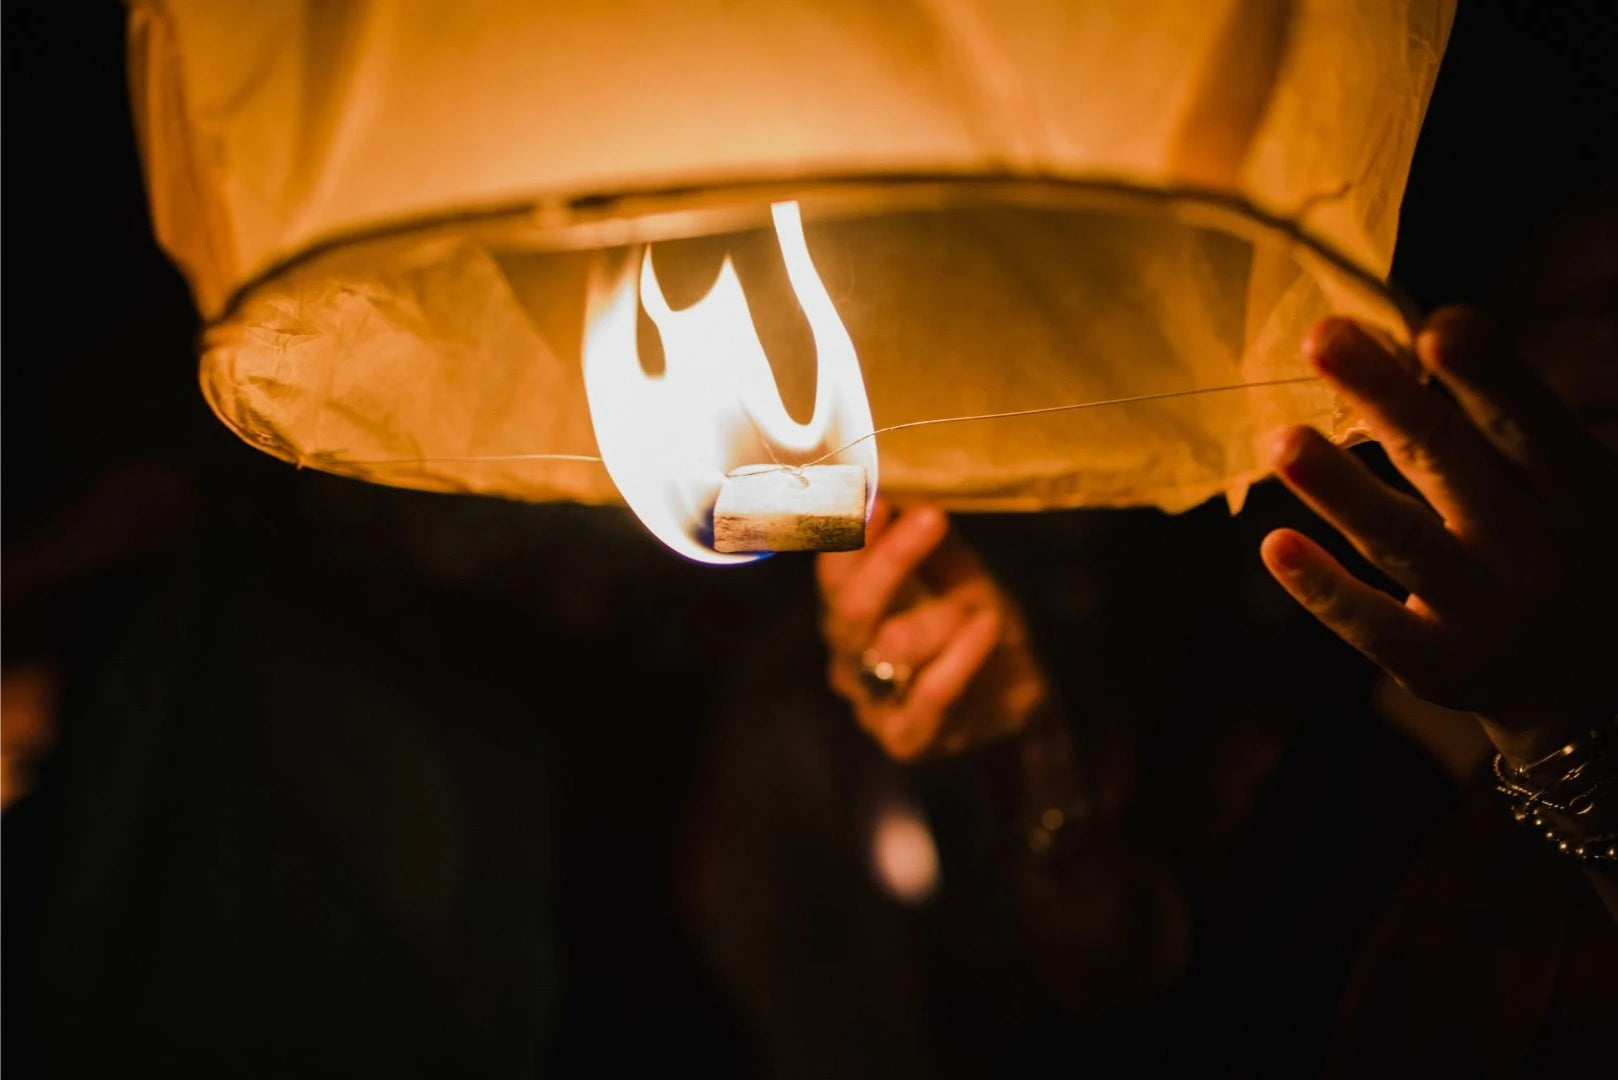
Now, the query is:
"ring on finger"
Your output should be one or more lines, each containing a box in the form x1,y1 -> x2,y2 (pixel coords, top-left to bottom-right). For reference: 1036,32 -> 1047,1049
859,649 -> 913,703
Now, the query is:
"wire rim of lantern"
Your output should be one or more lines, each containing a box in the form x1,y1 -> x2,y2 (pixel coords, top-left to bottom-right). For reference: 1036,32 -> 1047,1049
199,174 -> 1420,497
210,173 -> 1423,337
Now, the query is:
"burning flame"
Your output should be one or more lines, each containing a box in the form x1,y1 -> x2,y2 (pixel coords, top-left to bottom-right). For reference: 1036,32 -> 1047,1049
583,201 -> 877,564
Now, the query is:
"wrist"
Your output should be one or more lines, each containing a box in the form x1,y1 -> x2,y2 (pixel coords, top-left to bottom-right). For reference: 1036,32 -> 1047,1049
1478,713 -> 1586,774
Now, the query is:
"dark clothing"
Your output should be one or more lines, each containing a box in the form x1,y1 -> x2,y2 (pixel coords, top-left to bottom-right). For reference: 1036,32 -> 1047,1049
3,490 -> 761,1079
1328,779 -> 1618,1075
6,537 -> 562,1077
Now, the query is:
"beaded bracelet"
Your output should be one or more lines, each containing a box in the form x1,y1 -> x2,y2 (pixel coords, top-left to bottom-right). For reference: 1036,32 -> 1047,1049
1494,715 -> 1618,867
1492,752 -> 1610,816
1510,807 -> 1618,865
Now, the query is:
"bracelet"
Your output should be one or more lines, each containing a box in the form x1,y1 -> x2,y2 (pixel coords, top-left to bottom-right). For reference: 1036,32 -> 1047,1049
1503,717 -> 1616,785
1494,715 -> 1618,866
1512,807 -> 1618,866
1492,752 -> 1610,816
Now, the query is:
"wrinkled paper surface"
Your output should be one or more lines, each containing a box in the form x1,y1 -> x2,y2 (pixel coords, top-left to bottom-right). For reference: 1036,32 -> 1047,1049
130,0 -> 1454,513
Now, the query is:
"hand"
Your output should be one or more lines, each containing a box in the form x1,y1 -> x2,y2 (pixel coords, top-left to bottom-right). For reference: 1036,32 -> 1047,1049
815,497 -> 1051,761
1260,307 -> 1618,767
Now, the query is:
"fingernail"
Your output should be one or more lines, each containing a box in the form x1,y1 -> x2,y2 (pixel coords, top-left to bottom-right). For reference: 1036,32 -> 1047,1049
1415,312 -> 1481,376
1303,318 -> 1360,375
905,504 -> 945,536
1265,533 -> 1305,572
1269,426 -> 1308,470
1271,427 -> 1325,481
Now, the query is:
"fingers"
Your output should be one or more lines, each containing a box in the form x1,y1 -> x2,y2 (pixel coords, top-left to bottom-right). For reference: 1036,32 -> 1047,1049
864,594 -> 975,675
1260,528 -> 1439,693
815,498 -> 1041,762
816,502 -> 948,656
1304,318 -> 1507,530
880,609 -> 1002,761
826,586 -> 994,709
1269,425 -> 1480,613
1416,305 -> 1601,499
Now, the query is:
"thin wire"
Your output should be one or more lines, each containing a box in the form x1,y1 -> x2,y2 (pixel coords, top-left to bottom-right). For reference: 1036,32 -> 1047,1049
337,452 -> 606,466
799,373 -> 1321,468
336,374 -> 1322,469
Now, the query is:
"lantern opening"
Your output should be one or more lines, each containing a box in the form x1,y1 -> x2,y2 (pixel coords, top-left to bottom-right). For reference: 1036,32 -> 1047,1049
196,178 -> 1413,522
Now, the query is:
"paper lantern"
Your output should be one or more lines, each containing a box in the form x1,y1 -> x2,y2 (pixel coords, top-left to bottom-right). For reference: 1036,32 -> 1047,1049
126,0 -> 1455,563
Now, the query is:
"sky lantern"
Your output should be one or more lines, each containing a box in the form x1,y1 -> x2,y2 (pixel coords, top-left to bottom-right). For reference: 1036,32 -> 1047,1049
126,0 -> 1455,564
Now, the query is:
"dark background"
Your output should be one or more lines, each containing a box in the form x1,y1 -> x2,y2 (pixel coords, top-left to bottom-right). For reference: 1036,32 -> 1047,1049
3,2 -> 1615,1078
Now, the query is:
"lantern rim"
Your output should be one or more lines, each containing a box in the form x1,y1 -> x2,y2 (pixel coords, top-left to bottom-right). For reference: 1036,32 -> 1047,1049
211,174 -> 1422,341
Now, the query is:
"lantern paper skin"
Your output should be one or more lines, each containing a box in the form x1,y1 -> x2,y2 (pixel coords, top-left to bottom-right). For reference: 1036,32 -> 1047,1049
127,0 -> 1454,516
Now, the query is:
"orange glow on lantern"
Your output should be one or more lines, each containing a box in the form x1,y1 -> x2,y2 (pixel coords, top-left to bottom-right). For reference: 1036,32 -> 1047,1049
124,0 -> 1459,560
